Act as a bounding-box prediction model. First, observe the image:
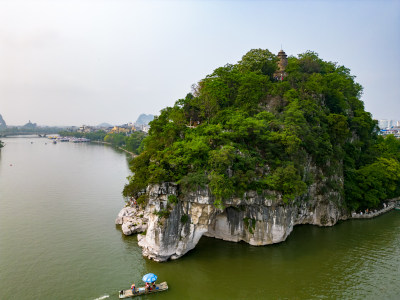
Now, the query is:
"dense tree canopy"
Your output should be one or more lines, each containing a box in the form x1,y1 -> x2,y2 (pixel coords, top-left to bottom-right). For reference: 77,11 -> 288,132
124,49 -> 400,211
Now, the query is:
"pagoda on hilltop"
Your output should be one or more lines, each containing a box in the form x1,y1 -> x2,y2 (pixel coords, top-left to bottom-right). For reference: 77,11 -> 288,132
273,49 -> 288,81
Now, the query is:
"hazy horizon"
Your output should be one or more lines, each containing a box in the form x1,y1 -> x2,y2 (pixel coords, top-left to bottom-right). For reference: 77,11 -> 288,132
0,116 -> 145,127
1,0 -> 399,126
0,113 -> 154,127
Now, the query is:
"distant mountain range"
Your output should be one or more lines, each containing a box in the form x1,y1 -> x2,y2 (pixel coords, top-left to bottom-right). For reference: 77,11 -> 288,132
97,122 -> 113,128
23,120 -> 37,129
0,114 -> 7,129
135,114 -> 154,125
0,114 -> 155,130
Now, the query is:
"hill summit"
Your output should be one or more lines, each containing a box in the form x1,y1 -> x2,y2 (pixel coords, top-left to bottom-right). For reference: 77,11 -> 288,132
135,114 -> 154,125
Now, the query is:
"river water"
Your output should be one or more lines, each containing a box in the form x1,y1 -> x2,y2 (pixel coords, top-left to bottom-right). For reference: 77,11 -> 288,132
0,136 -> 399,300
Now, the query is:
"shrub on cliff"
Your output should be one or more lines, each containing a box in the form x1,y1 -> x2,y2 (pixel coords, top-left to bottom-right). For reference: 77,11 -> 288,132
123,48 -> 400,210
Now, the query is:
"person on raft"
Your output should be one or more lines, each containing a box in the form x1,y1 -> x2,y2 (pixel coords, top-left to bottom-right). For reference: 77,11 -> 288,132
131,283 -> 136,294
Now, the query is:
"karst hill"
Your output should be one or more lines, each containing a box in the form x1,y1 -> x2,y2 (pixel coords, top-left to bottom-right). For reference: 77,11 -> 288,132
119,49 -> 400,261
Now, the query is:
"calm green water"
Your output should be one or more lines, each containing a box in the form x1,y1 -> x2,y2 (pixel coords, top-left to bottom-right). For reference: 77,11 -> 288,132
0,136 -> 399,300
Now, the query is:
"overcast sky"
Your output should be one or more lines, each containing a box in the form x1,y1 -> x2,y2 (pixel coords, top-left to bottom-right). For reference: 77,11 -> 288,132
0,0 -> 399,126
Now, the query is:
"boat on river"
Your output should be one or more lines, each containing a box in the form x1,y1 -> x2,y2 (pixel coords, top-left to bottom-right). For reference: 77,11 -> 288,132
118,282 -> 168,298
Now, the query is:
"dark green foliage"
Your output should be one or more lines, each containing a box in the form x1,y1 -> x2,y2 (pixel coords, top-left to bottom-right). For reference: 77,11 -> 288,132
0,140 -> 3,148
136,194 -> 149,208
345,136 -> 400,210
243,217 -> 256,234
238,49 -> 278,78
178,171 -> 208,192
155,209 -> 170,219
104,133 -> 126,147
125,131 -> 146,154
180,214 -> 189,224
168,195 -> 178,204
264,164 -> 307,203
123,48 -> 400,210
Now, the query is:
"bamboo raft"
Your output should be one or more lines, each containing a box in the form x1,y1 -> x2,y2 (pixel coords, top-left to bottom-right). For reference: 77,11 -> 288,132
119,282 -> 168,298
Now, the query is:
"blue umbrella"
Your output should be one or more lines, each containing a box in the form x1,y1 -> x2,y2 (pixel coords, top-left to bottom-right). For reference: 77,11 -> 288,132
142,273 -> 157,283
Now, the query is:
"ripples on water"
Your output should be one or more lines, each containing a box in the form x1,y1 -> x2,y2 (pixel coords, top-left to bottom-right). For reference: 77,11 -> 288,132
0,137 -> 399,300
311,216 -> 400,299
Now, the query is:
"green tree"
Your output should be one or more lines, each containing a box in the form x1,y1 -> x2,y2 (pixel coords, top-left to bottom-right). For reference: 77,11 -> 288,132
327,114 -> 350,144
125,131 -> 146,154
353,158 -> 400,209
238,49 -> 278,78
264,164 -> 307,203
104,133 -> 126,147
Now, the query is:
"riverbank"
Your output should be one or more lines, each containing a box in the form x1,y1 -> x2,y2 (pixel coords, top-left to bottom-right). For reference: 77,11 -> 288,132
351,198 -> 399,219
91,140 -> 137,157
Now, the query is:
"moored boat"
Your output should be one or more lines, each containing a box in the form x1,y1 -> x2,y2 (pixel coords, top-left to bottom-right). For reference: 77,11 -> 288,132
118,281 -> 168,298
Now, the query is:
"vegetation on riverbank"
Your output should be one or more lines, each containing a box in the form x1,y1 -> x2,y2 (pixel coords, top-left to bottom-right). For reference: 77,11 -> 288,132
58,130 -> 146,155
0,140 -> 3,148
123,48 -> 400,211
0,126 -> 66,136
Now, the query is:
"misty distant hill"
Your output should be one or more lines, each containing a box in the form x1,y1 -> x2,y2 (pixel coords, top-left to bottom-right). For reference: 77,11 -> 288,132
23,120 -> 37,129
135,114 -> 154,125
0,114 -> 7,129
97,122 -> 113,128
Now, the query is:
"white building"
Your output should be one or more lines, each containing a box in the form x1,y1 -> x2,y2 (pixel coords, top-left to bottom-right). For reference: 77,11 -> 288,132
378,119 -> 400,129
77,125 -> 96,133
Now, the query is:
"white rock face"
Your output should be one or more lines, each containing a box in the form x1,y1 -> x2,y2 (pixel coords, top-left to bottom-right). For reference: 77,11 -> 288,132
115,207 -> 135,225
118,179 -> 348,262
115,206 -> 148,235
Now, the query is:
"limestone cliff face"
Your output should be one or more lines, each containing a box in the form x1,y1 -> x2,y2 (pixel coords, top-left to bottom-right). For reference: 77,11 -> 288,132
117,168 -> 349,262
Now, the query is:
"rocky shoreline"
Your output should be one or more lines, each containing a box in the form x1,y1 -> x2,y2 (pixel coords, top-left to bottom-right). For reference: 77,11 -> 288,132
116,184 -> 399,262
